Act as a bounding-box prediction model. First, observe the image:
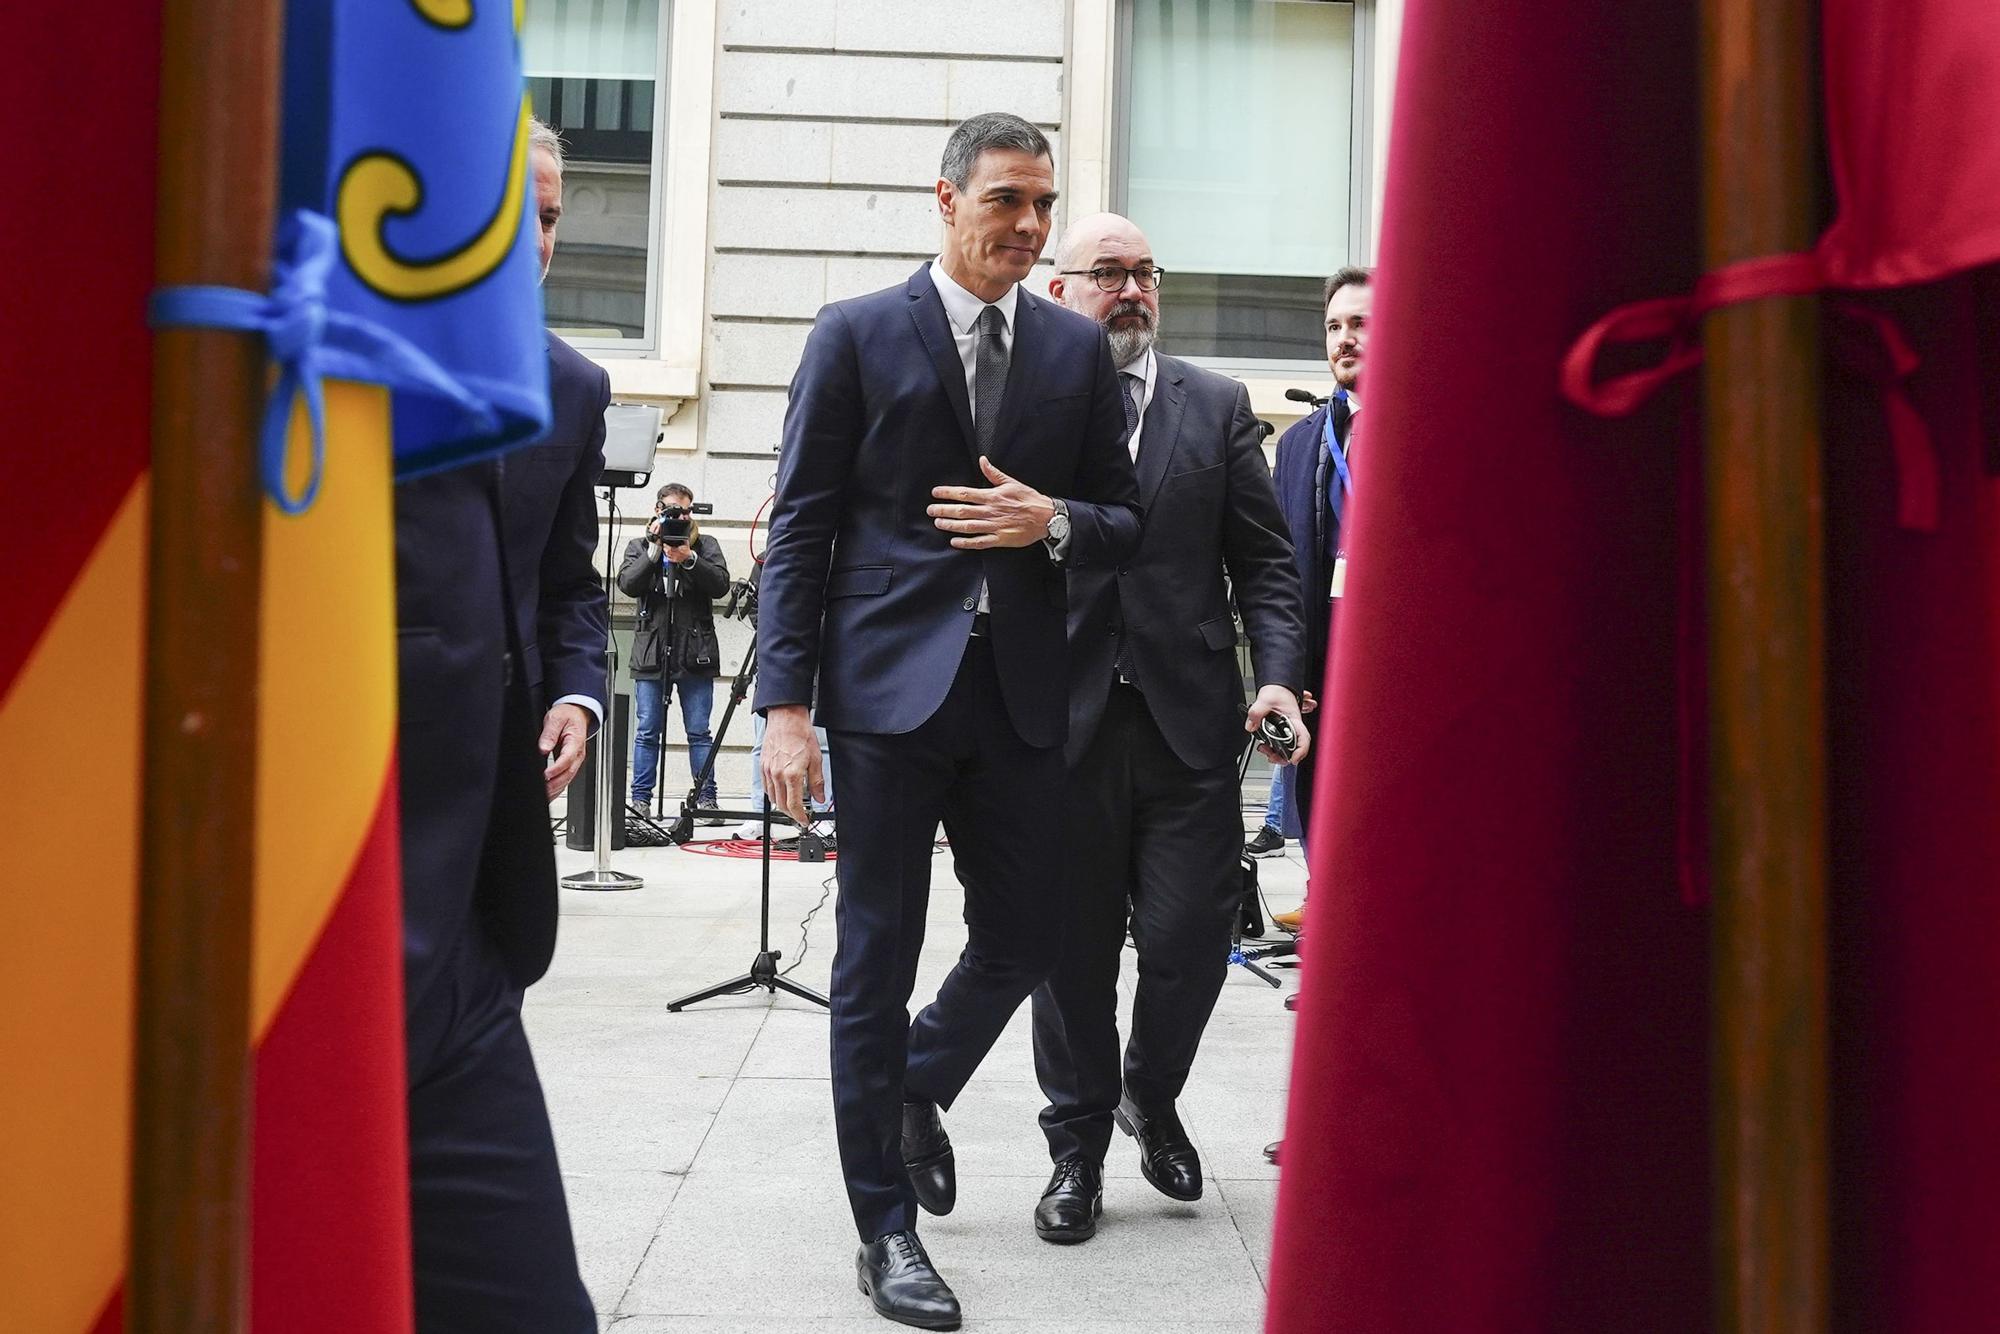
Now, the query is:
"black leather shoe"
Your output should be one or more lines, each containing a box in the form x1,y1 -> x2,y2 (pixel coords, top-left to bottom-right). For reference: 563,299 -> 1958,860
1114,1094 -> 1203,1201
901,1099 -> 956,1216
856,1231 -> 961,1330
1033,1155 -> 1103,1244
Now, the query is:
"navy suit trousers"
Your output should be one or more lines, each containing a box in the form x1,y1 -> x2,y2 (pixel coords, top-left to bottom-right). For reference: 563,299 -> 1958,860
407,923 -> 592,1333
826,637 -> 1066,1241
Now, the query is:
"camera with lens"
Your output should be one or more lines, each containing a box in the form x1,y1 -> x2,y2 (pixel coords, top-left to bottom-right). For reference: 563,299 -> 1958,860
650,500 -> 713,547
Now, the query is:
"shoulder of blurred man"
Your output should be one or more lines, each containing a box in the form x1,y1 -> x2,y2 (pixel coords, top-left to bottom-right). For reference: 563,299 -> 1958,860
547,332 -> 611,425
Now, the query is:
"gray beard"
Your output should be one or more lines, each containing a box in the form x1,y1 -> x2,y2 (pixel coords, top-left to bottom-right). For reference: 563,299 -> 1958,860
1107,317 -> 1158,367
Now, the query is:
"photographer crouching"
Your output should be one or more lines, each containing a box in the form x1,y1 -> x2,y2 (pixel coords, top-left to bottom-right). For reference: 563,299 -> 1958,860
617,482 -> 730,822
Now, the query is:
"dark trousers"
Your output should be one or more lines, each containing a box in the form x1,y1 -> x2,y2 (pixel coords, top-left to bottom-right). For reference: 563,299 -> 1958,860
407,924 -> 593,1334
826,637 -> 1066,1241
1031,684 -> 1242,1166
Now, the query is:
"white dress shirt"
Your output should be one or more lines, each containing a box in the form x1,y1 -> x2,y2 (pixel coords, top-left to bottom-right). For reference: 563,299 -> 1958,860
1118,347 -> 1158,462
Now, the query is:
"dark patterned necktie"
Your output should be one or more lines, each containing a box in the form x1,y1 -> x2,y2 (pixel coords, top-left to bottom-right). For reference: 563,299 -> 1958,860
974,304 -> 1008,456
1120,371 -> 1141,446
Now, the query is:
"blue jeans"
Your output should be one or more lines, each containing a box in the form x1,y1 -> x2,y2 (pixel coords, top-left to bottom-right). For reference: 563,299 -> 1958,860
1261,764 -> 1290,831
747,711 -> 835,814
1262,763 -> 1305,845
631,674 -> 716,805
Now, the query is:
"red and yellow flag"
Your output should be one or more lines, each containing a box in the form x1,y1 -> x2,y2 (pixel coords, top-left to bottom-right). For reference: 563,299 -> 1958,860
2,3 -> 544,1330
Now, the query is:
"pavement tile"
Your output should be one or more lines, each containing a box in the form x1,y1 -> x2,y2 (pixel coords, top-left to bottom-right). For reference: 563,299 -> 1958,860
524,1001 -> 769,1080
544,1073 -> 734,1174
562,1168 -> 681,1318
1215,1177 -> 1280,1287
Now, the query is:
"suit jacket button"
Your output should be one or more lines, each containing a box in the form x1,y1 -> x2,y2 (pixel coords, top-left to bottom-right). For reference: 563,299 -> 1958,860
961,596 -> 976,611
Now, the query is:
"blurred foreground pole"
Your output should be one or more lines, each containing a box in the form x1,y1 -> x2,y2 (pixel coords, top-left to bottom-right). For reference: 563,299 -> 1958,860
130,0 -> 282,1327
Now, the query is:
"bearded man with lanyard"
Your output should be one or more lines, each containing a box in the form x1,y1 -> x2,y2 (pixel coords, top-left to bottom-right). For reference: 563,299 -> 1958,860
1268,265 -> 1371,935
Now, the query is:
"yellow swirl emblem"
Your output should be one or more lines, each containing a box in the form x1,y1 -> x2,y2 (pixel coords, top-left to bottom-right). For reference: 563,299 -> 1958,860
410,0 -> 472,29
335,96 -> 532,303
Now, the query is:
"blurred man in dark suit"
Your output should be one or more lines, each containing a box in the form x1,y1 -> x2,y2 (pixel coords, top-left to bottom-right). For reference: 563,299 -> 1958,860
1029,212 -> 1307,1243
395,117 -> 599,1333
757,113 -> 1142,1328
500,116 -> 611,799
1269,266 -> 1372,934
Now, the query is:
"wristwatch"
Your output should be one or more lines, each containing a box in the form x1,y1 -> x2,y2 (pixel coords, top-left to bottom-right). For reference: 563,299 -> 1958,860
1042,497 -> 1071,553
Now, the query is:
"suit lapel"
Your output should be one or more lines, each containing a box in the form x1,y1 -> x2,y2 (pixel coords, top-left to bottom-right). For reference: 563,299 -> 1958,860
1135,357 -> 1188,511
906,265 -> 978,460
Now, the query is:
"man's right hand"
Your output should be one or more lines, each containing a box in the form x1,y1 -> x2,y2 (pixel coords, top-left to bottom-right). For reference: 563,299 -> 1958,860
760,704 -> 825,827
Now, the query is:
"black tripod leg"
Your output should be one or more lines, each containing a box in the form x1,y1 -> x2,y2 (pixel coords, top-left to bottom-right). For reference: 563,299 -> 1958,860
666,973 -> 761,1011
770,975 -> 830,1009
675,644 -> 757,836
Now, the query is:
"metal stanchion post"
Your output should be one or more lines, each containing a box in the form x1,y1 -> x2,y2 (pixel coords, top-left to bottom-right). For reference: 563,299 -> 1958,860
565,495 -> 644,892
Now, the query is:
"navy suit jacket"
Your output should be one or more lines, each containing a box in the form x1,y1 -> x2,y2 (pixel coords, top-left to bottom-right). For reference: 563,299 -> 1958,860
1272,399 -> 1352,675
497,334 -> 610,714
758,263 -> 1143,748
395,461 -> 561,1005
1066,354 -> 1305,770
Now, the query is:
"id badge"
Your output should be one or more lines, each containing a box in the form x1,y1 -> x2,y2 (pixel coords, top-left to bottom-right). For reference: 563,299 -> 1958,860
1330,556 -> 1348,599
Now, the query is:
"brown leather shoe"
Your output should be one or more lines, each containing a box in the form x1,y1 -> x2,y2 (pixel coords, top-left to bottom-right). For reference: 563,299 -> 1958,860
1271,904 -> 1305,934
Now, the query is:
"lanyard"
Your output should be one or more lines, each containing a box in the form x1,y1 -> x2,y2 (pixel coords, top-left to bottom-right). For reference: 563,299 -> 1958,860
1322,398 -> 1353,496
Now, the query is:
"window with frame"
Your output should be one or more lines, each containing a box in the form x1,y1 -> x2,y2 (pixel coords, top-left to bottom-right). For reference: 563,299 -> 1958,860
524,0 -> 666,348
1116,0 -> 1361,368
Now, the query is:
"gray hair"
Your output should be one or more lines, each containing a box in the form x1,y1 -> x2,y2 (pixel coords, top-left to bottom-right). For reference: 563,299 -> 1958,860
528,115 -> 566,173
940,112 -> 1052,189
1324,266 -> 1373,304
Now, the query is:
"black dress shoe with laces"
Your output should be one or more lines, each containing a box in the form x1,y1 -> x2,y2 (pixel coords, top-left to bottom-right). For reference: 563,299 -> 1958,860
857,1230 -> 961,1330
1033,1155 -> 1103,1244
901,1099 -> 956,1216
1114,1093 -> 1203,1201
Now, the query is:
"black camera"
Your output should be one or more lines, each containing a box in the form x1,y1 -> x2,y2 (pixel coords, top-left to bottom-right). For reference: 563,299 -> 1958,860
651,500 -> 713,547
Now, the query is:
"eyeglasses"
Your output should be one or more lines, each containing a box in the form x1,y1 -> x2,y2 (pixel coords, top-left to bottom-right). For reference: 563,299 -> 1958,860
1058,265 -> 1166,293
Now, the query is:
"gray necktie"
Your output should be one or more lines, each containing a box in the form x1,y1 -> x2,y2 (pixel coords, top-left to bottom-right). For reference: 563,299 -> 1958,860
1120,371 -> 1141,443
974,304 -> 1009,456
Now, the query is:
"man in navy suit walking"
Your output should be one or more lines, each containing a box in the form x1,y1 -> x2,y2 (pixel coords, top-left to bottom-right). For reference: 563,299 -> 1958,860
757,112 -> 1142,1328
502,116 -> 612,800
397,118 -> 605,1334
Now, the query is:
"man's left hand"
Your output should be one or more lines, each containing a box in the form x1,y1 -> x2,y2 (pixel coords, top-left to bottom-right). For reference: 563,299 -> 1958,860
665,542 -> 697,565
929,456 -> 1058,549
540,702 -> 594,799
1246,685 -> 1311,766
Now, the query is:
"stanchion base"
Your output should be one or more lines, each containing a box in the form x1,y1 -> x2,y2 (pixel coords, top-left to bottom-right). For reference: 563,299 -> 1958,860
562,869 -> 645,892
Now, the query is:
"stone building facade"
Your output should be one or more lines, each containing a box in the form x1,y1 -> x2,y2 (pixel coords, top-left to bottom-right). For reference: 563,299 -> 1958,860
530,0 -> 1401,798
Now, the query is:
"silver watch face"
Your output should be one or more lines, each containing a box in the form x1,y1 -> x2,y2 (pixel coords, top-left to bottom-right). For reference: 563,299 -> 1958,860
1049,512 -> 1071,540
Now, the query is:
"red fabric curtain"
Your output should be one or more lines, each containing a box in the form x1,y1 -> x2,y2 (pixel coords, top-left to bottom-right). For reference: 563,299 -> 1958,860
1267,2 -> 2000,1330
1264,4 -> 1711,1328
1818,3 -> 2000,287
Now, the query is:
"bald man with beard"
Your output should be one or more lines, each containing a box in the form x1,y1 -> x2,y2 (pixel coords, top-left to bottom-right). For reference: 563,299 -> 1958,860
1026,212 -> 1308,1243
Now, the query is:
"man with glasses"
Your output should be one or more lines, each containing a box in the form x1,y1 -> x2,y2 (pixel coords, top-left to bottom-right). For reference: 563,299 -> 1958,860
1028,212 -> 1308,1243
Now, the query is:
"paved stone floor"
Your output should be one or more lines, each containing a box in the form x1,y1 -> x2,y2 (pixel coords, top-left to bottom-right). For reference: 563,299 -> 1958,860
530,818 -> 1307,1333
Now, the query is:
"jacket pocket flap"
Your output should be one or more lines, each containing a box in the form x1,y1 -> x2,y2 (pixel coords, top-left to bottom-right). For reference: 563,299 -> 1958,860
1030,391 -> 1091,416
825,565 -> 893,598
1198,616 -> 1236,651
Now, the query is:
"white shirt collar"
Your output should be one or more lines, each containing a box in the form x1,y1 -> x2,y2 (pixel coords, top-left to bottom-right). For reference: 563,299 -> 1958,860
930,257 -> 1018,335
1118,346 -> 1157,392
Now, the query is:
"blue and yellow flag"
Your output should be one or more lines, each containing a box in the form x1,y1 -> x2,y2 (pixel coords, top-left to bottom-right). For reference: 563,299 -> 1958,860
282,0 -> 550,474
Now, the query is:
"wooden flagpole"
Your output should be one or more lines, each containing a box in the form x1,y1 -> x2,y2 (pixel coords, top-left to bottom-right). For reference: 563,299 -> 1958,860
1699,0 -> 1832,1330
130,0 -> 283,1327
